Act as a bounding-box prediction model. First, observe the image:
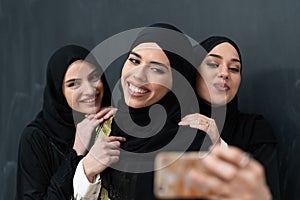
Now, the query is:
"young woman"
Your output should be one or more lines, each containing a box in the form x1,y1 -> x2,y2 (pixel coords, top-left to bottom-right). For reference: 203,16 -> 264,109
179,36 -> 280,199
73,23 -> 202,200
15,45 -> 120,200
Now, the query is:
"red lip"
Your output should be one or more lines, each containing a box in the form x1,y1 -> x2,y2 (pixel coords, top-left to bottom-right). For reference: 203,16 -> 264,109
213,83 -> 230,91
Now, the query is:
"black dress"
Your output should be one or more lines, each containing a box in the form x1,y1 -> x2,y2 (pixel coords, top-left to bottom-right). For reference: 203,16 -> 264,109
199,97 -> 280,199
16,123 -> 82,199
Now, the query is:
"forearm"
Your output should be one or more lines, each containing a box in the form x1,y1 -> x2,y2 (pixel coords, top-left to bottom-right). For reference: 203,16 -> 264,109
73,159 -> 102,199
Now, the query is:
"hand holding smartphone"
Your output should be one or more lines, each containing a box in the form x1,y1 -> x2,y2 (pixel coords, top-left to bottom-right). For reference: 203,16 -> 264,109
154,152 -> 211,199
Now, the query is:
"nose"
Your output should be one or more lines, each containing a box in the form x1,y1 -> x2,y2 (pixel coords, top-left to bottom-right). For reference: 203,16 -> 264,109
217,65 -> 229,80
133,65 -> 147,82
82,82 -> 96,95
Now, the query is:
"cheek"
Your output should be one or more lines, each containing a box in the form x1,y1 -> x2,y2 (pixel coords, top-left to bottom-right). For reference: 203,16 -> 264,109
96,81 -> 104,91
196,76 -> 207,92
121,67 -> 129,86
153,85 -> 170,100
63,89 -> 75,107
149,72 -> 172,89
233,76 -> 241,90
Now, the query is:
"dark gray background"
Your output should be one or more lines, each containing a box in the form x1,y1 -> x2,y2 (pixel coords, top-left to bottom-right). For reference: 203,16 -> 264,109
1,0 -> 299,199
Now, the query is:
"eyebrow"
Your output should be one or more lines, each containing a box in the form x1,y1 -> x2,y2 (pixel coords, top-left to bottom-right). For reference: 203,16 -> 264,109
208,53 -> 241,63
129,51 -> 170,70
150,61 -> 170,70
64,78 -> 80,84
130,51 -> 141,58
88,69 -> 100,76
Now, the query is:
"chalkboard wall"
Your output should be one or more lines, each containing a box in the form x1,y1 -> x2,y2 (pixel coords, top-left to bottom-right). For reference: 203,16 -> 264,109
1,0 -> 299,199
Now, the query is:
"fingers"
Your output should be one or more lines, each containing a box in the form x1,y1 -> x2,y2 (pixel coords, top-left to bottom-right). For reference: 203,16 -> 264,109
188,169 -> 230,197
106,136 -> 126,142
85,114 -> 95,119
188,146 -> 270,199
210,146 -> 254,169
94,107 -> 117,120
201,154 -> 237,181
179,113 -> 220,144
94,136 -> 126,149
179,113 -> 212,129
78,116 -> 103,130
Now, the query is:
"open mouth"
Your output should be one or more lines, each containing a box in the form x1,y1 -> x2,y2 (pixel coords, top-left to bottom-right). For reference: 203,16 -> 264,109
81,98 -> 96,103
128,82 -> 149,95
80,93 -> 99,104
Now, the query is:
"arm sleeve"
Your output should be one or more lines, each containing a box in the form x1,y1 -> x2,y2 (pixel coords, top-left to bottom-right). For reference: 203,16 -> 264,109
248,118 -> 280,200
73,159 -> 102,199
250,143 -> 280,200
15,128 -> 82,200
220,138 -> 228,148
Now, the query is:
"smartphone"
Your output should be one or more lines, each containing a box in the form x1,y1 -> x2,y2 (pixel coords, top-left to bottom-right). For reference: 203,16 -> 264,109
154,151 -> 211,199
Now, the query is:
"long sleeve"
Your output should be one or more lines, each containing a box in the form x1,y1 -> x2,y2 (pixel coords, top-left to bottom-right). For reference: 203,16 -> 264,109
248,118 -> 280,200
250,143 -> 280,200
73,159 -> 102,199
15,127 -> 81,200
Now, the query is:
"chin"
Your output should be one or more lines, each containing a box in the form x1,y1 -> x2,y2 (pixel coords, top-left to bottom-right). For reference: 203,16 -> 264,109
81,107 -> 101,114
127,101 -> 146,109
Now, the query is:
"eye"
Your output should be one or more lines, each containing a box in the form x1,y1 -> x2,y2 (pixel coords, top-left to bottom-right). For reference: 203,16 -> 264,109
128,58 -> 140,65
150,67 -> 165,74
89,71 -> 101,82
207,62 -> 218,68
67,80 -> 80,88
229,67 -> 240,73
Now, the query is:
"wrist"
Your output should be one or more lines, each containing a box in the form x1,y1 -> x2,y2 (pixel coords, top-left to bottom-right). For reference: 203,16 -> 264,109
73,144 -> 86,156
82,155 -> 98,183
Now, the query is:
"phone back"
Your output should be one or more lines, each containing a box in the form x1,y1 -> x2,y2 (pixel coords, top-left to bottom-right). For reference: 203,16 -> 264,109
154,152 -> 211,199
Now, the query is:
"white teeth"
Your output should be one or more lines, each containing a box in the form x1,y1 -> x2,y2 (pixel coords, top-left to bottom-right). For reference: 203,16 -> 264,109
82,98 -> 96,103
129,83 -> 148,94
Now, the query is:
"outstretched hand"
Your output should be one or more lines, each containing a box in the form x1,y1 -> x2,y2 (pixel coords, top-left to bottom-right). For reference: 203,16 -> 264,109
188,146 -> 271,200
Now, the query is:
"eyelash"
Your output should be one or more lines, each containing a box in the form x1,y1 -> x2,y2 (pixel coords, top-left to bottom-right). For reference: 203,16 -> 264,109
129,58 -> 140,64
150,67 -> 165,74
229,67 -> 240,73
207,62 -> 218,68
129,58 -> 165,74
67,81 -> 80,88
207,62 -> 240,73
89,72 -> 101,82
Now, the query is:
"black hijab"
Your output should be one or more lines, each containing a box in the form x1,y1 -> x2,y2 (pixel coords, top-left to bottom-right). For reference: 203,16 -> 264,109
102,23 -> 202,200
28,45 -> 110,149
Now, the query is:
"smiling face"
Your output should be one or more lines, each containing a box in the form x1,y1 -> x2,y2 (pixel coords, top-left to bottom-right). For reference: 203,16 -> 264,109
62,60 -> 104,114
196,42 -> 241,106
121,42 -> 172,108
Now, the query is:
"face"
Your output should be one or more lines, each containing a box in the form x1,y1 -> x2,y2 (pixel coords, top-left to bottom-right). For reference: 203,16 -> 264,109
121,42 -> 172,108
62,60 -> 104,114
196,42 -> 241,106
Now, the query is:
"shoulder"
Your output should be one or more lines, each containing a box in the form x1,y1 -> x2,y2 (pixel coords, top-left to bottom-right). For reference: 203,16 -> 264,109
21,126 -> 49,143
19,126 -> 51,153
239,113 -> 276,144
